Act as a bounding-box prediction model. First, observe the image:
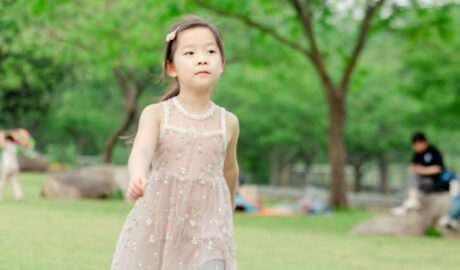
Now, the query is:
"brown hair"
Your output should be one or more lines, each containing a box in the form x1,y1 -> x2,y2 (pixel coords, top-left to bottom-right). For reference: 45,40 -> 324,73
121,15 -> 225,143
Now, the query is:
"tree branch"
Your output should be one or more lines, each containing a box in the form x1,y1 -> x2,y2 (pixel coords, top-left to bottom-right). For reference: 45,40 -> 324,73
192,0 -> 310,56
338,0 -> 386,97
289,0 -> 336,100
113,66 -> 129,96
138,63 -> 157,91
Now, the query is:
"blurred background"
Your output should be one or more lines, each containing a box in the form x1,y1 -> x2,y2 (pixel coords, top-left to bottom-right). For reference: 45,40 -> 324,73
1,0 -> 459,269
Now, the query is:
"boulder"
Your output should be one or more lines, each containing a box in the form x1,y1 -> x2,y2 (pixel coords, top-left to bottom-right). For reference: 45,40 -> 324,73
18,152 -> 48,171
41,165 -> 129,199
436,226 -> 460,239
350,213 -> 428,237
350,192 -> 460,238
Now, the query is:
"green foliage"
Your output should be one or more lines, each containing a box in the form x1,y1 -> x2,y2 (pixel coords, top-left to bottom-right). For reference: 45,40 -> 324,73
45,143 -> 78,164
0,0 -> 69,133
1,0 -> 459,184
401,5 -> 460,128
111,143 -> 131,166
425,227 -> 442,238
110,188 -> 124,200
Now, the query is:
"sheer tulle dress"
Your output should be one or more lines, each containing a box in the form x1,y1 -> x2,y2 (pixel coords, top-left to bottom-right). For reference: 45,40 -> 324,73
111,97 -> 237,270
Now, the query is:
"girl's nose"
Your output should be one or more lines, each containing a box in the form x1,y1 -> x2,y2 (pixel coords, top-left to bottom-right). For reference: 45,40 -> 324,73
197,59 -> 208,65
197,52 -> 208,65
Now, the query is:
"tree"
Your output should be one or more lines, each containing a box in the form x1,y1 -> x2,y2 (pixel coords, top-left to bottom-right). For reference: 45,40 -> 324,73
0,0 -> 69,145
28,0 -> 178,162
217,60 -> 327,185
191,0 -> 387,207
399,4 -> 460,128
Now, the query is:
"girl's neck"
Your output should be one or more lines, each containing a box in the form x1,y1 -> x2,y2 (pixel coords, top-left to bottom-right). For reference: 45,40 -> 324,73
175,89 -> 212,114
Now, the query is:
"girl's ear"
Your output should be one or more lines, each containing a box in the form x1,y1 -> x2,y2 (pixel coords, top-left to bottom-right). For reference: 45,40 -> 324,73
166,61 -> 177,78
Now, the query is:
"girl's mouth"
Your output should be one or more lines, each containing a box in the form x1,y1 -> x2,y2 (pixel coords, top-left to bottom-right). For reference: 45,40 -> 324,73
196,71 -> 210,75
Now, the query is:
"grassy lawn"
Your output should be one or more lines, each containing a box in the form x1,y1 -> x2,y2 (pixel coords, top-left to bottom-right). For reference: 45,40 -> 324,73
0,172 -> 459,270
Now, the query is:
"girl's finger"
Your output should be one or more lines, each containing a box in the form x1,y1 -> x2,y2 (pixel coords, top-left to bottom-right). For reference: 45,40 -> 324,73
128,185 -> 140,199
131,181 -> 142,191
131,187 -> 141,197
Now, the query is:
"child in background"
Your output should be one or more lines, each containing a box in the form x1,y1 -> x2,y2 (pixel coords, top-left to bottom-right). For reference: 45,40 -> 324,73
0,133 -> 23,202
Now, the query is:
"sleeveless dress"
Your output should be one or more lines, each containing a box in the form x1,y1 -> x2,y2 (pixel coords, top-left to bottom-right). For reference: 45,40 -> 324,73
1,142 -> 19,171
111,97 -> 238,270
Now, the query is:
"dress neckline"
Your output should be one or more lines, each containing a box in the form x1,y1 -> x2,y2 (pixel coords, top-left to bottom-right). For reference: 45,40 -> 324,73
171,97 -> 216,120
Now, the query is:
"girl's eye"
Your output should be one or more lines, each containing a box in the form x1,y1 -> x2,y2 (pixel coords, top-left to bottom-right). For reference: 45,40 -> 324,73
208,50 -> 216,54
185,51 -> 194,55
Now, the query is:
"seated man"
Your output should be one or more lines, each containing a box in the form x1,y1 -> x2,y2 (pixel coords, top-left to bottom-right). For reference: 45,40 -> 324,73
392,132 -> 447,216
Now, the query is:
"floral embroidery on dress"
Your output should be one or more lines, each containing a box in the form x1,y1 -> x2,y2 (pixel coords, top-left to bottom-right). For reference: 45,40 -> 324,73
111,98 -> 237,270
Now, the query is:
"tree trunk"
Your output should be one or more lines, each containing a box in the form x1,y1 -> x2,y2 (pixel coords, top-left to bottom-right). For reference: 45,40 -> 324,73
328,95 -> 348,207
103,109 -> 137,163
280,162 -> 290,186
279,148 -> 298,186
302,152 -> 315,187
304,164 -> 313,187
103,67 -> 140,163
379,153 -> 390,194
269,148 -> 280,186
353,162 -> 364,192
75,135 -> 86,158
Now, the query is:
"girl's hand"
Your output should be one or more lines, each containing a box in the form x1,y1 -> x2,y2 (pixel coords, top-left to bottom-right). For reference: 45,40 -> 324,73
126,177 -> 147,200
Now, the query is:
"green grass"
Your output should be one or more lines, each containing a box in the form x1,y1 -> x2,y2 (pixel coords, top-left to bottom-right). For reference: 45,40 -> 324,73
1,173 -> 459,270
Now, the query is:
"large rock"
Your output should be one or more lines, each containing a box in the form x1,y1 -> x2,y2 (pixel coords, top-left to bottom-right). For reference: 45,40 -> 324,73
421,192 -> 451,225
41,165 -> 129,199
18,152 -> 48,171
350,213 -> 428,237
436,226 -> 460,239
350,192 -> 460,238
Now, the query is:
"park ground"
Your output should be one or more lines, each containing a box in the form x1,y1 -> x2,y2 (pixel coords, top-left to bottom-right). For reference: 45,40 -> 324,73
0,173 -> 459,270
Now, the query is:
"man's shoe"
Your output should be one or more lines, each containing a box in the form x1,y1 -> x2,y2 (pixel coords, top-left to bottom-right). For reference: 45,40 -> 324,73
390,206 -> 407,216
437,215 -> 459,231
391,198 -> 421,216
402,198 -> 421,210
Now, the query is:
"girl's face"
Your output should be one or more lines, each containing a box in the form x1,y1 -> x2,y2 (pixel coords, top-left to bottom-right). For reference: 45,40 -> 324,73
167,27 -> 224,92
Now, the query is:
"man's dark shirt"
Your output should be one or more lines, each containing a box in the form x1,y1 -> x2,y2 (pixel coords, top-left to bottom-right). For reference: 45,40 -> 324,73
411,144 -> 447,191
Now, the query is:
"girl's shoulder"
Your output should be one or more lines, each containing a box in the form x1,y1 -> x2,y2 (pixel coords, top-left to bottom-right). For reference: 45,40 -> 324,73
215,104 -> 238,128
220,107 -> 239,137
224,110 -> 238,128
139,102 -> 164,123
143,102 -> 164,112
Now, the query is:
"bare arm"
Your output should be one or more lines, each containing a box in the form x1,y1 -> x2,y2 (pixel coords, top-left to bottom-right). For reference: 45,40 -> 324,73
223,112 -> 240,211
126,104 -> 162,200
409,164 -> 443,175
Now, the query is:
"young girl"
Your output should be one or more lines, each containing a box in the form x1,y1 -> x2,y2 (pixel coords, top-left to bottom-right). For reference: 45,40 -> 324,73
111,15 -> 239,270
0,133 -> 23,202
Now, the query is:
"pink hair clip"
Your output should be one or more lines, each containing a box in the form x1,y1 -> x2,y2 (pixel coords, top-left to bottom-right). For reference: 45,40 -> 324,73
166,28 -> 178,42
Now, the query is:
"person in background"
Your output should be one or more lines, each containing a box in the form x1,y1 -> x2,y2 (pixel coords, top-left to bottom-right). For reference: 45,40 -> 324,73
0,133 -> 23,202
392,132 -> 447,216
